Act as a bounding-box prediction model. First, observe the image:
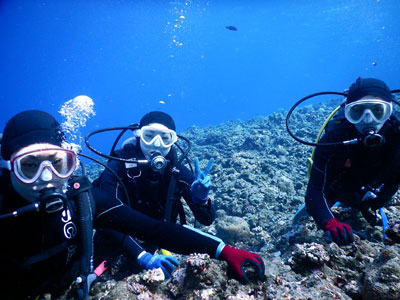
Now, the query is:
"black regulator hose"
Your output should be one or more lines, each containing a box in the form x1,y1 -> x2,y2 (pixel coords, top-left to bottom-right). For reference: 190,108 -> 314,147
85,125 -> 140,162
109,123 -> 140,156
78,152 -> 131,208
76,191 -> 93,300
0,188 -> 67,220
0,202 -> 40,220
176,135 -> 192,167
286,89 -> 400,147
68,173 -> 94,300
285,91 -> 349,147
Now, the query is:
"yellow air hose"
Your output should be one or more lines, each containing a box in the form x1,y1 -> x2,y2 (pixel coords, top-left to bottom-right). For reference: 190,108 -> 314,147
307,105 -> 342,178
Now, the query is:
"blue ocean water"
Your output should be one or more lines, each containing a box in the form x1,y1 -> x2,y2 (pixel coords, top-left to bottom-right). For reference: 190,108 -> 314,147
1,0 -> 399,154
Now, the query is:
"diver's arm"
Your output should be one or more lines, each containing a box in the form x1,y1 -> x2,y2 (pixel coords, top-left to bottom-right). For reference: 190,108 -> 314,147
376,173 -> 400,209
369,132 -> 400,209
305,137 -> 337,228
93,186 -> 221,256
94,160 -> 125,198
95,228 -> 146,263
374,157 -> 400,209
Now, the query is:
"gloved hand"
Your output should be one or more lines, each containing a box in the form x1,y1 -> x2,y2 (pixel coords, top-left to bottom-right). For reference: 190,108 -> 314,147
191,157 -> 214,204
137,251 -> 180,278
322,218 -> 354,245
218,245 -> 265,283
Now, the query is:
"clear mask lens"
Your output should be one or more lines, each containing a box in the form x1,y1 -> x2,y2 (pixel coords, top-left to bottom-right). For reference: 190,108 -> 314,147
12,148 -> 77,184
345,99 -> 392,124
140,126 -> 177,148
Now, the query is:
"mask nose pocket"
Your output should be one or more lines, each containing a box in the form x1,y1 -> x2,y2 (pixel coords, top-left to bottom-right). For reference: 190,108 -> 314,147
153,137 -> 161,147
363,111 -> 373,123
40,168 -> 53,181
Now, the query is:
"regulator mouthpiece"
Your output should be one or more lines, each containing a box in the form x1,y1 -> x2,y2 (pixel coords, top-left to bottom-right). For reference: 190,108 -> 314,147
150,153 -> 168,173
362,129 -> 384,148
39,188 -> 67,213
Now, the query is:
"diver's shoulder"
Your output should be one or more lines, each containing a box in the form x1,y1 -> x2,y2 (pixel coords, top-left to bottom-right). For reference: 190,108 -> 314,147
324,112 -> 352,140
115,143 -> 139,159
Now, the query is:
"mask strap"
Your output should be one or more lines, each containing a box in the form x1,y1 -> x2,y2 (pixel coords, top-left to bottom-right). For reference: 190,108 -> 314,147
0,159 -> 11,171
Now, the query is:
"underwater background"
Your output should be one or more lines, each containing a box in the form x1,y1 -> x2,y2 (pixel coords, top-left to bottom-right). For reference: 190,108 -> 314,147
1,0 -> 400,152
2,1 -> 400,298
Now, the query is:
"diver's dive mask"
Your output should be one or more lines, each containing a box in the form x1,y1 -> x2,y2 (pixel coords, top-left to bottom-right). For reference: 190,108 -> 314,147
138,125 -> 178,148
344,99 -> 392,125
138,124 -> 178,168
0,147 -> 77,184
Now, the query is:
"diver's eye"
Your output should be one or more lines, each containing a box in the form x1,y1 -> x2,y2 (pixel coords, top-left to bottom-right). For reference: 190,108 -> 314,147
21,162 -> 39,170
20,161 -> 40,178
51,158 -> 64,173
372,105 -> 384,115
144,133 -> 156,141
353,106 -> 363,113
350,106 -> 364,119
52,158 -> 62,165
162,134 -> 172,142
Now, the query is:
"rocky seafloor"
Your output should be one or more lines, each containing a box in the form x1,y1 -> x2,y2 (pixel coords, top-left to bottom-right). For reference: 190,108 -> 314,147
71,99 -> 400,300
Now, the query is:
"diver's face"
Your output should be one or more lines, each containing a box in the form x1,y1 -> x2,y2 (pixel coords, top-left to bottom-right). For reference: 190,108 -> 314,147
10,144 -> 71,202
351,96 -> 388,134
139,123 -> 174,160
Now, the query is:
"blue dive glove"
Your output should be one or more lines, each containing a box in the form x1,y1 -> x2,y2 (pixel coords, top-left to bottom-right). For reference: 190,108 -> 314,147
137,251 -> 180,278
190,157 -> 214,204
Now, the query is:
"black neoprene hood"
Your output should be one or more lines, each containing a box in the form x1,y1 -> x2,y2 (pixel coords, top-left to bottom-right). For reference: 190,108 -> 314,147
1,110 -> 64,160
346,77 -> 392,104
139,111 -> 176,131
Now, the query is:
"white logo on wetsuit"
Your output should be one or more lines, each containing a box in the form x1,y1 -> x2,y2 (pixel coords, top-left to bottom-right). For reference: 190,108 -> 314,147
61,209 -> 78,265
62,209 -> 77,239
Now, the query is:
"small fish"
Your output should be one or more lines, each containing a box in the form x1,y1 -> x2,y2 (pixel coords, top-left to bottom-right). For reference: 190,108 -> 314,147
226,26 -> 237,31
372,61 -> 377,66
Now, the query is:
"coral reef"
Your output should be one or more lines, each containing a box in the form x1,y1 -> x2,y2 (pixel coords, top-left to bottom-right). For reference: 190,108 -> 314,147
73,100 -> 400,299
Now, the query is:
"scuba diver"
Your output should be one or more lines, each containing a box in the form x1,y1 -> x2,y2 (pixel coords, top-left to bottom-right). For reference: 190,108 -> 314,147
0,110 -> 264,299
290,77 -> 400,246
92,111 -> 216,278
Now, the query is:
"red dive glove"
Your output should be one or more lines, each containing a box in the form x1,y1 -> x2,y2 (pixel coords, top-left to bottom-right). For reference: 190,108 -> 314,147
219,245 -> 265,283
322,218 -> 354,245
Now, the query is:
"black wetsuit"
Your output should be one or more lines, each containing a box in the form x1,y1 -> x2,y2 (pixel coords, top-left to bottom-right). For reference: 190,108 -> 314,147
305,111 -> 400,228
0,172 -> 220,299
93,141 -> 216,263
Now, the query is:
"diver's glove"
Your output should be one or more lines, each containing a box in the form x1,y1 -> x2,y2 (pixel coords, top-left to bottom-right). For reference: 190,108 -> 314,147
191,157 -> 214,204
218,245 -> 265,283
137,251 -> 180,278
322,218 -> 354,245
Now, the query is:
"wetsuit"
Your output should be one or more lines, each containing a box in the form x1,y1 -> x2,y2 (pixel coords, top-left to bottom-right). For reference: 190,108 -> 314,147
93,141 -> 215,263
305,111 -> 400,228
0,172 -> 221,299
